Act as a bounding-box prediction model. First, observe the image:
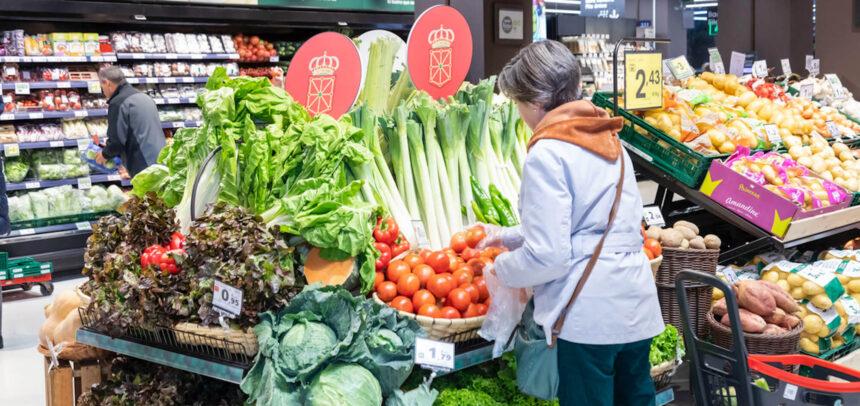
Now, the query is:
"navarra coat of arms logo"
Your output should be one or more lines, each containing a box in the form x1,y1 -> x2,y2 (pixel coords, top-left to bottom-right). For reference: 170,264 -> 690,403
306,52 -> 339,115
428,25 -> 454,88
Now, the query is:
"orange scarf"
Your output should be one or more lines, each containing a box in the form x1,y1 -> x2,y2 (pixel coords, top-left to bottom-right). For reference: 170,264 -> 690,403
527,100 -> 623,161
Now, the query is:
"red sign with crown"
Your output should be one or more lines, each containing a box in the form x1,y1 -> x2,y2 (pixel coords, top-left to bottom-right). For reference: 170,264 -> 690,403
408,5 -> 472,100
285,32 -> 361,118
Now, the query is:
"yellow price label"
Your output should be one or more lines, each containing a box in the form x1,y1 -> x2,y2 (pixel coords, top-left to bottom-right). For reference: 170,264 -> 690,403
624,52 -> 663,111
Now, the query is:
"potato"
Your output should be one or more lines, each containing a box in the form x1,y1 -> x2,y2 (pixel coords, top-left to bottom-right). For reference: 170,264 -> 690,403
800,337 -> 820,354
674,225 -> 697,240
712,288 -> 725,301
673,220 -> 699,236
689,236 -> 706,250
712,298 -> 728,317
776,279 -> 790,292
737,280 -> 777,317
848,279 -> 860,294
802,280 -> 825,296
810,294 -> 833,310
761,270 -> 780,283
763,324 -> 787,335
645,226 -> 662,240
791,287 -> 805,300
803,314 -> 823,334
787,273 -> 806,288
659,228 -> 684,248
817,325 -> 831,338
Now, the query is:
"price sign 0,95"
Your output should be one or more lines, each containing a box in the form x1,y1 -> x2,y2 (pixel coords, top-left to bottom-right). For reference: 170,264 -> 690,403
212,280 -> 243,317
414,337 -> 455,370
624,52 -> 663,111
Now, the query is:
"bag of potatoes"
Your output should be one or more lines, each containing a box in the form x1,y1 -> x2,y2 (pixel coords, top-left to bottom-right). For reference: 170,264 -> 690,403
761,260 -> 845,310
820,249 -> 860,262
814,258 -> 860,298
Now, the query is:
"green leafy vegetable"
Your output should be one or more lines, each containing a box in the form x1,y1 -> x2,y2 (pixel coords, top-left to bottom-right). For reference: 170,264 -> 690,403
306,363 -> 382,406
649,324 -> 684,367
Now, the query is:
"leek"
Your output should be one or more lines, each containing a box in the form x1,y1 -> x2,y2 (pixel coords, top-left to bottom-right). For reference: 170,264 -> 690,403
406,119 -> 442,248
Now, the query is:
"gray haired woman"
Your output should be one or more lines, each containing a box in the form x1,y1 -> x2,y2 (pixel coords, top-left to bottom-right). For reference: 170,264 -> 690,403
479,40 -> 664,405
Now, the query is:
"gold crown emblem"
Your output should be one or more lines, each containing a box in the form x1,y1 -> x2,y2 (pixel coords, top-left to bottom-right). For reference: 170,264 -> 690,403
428,25 -> 455,49
309,52 -> 339,76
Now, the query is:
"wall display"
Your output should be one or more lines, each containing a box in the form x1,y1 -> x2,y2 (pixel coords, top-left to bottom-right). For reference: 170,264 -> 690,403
497,7 -> 525,41
284,32 -> 362,118
407,5 -> 472,100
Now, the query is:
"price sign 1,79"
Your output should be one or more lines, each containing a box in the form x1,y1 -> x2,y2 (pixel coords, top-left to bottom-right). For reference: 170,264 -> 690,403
414,337 -> 455,370
624,52 -> 663,111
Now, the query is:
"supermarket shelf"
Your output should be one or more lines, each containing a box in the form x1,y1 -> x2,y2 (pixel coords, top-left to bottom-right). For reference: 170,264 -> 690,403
76,329 -> 246,384
2,138 -> 92,151
5,221 -> 94,238
161,120 -> 202,129
127,77 -> 209,85
6,174 -> 130,191
0,109 -> 107,121
116,52 -> 239,60
237,56 -> 281,63
0,80 -> 97,90
153,97 -> 197,105
0,55 -> 116,63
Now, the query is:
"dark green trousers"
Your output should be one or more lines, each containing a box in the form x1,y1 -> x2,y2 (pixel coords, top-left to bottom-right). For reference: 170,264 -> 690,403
556,338 -> 656,406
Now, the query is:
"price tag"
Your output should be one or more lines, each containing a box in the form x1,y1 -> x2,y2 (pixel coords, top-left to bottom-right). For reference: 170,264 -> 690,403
165,54 -> 178,60
75,221 -> 92,231
191,54 -> 204,60
145,78 -> 157,84
270,56 -> 279,62
49,140 -> 65,147
77,138 -> 90,150
24,181 -> 41,189
826,121 -> 841,140
21,57 -> 32,63
77,177 -> 92,189
411,220 -> 430,248
29,112 -> 44,119
729,51 -> 746,76
783,384 -> 798,401
763,124 -> 781,144
721,268 -> 739,284
74,110 -> 88,118
14,82 -> 29,95
708,47 -> 722,66
808,59 -> 820,76
131,53 -> 145,59
667,56 -> 695,80
642,206 -> 665,227
414,337 -> 455,370
780,59 -> 792,76
56,81 -> 71,89
87,81 -> 101,94
167,98 -> 181,104
800,83 -> 814,99
18,228 -> 35,236
624,52 -> 663,111
212,280 -> 243,317
4,143 -> 20,157
182,77 -> 194,83
172,121 -> 186,128
711,61 -> 725,75
33,56 -> 47,62
0,113 -> 13,121
164,78 -> 177,83
805,55 -> 813,70
752,60 -> 768,78
107,174 -> 121,181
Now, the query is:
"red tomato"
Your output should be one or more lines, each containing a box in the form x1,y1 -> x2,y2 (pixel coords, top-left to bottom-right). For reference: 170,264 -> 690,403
373,272 -> 384,290
440,306 -> 461,319
466,258 -> 487,275
644,238 -> 662,257
460,247 -> 479,262
475,303 -> 488,315
427,274 -> 454,299
463,303 -> 481,318
460,283 -> 479,303
426,251 -> 451,274
403,252 -> 423,268
481,247 -> 503,260
484,297 -> 492,308
473,276 -> 489,301
449,231 -> 468,253
418,304 -> 442,318
452,268 -> 474,286
465,226 -> 487,248
386,260 -> 411,283
397,273 -> 420,297
412,264 -> 435,288
447,288 -> 472,312
412,289 -> 436,310
377,281 -> 398,302
390,296 -> 414,313
419,249 -> 432,262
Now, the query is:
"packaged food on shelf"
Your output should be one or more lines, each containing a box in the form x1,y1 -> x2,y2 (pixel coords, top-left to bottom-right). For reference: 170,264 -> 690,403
24,34 -> 51,56
8,184 -> 127,222
782,132 -> 860,192
36,66 -> 71,81
4,156 -> 30,182
2,63 -> 20,81
0,124 -> 16,143
1,30 -> 26,56
232,33 -> 277,62
208,35 -> 225,53
62,119 -> 90,139
85,119 -> 107,138
31,148 -> 90,180
158,107 -> 201,122
15,123 -> 65,142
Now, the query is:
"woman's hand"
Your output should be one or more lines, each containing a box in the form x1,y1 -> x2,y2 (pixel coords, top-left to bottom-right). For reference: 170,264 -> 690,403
473,223 -> 524,250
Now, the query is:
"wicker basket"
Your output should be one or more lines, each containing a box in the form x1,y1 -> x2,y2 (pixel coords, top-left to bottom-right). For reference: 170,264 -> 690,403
650,359 -> 681,389
372,293 -> 485,342
650,255 -> 663,279
656,247 -> 719,285
657,281 -> 713,338
173,322 -> 258,357
706,311 -> 802,355
37,342 -> 106,362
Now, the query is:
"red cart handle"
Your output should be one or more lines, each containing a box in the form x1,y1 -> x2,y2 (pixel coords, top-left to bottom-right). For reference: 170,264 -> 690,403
748,354 -> 860,393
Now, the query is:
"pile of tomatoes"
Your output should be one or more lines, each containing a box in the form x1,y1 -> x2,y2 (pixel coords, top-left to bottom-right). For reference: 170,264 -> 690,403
374,226 -> 497,319
641,225 -> 663,260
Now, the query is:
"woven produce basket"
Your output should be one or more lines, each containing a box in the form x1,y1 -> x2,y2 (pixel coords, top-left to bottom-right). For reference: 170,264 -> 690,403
706,311 -> 802,355
650,358 -> 681,389
173,322 -> 258,357
657,281 -> 713,338
372,293 -> 484,342
37,342 -> 106,362
650,255 -> 663,279
655,247 -> 719,285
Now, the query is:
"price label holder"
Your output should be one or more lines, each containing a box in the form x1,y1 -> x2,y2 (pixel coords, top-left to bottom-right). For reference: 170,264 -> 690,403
662,60 -> 675,82
763,124 -> 781,144
212,280 -> 243,327
711,61 -> 725,75
412,220 -> 430,248
18,228 -> 35,236
131,53 -> 145,60
77,177 -> 92,189
56,81 -> 71,89
87,81 -> 101,94
167,98 -> 180,104
414,337 -> 455,371
780,59 -> 792,76
75,221 -> 92,231
800,83 -> 814,99
107,174 -> 121,181
74,110 -> 88,118
729,51 -> 746,77
49,140 -> 65,147
4,143 -> 20,157
182,77 -> 194,83
14,82 -> 29,95
642,206 -> 666,228
0,113 -> 13,121
624,52 -> 663,111
29,112 -> 44,120
667,56 -> 694,81
808,59 -> 820,77
77,138 -> 90,150
708,48 -> 725,74
721,268 -> 739,285
752,60 -> 768,78
826,121 -> 841,140
24,181 -> 41,189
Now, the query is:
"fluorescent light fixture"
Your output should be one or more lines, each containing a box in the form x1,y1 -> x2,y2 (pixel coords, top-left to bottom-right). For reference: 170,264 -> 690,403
133,14 -> 147,21
546,8 -> 581,14
686,2 -> 718,8
694,17 -> 708,21
693,10 -> 707,15
546,0 -> 581,4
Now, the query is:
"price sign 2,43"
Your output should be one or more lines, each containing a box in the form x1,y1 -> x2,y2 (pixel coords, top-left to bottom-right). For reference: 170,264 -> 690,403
624,52 -> 663,111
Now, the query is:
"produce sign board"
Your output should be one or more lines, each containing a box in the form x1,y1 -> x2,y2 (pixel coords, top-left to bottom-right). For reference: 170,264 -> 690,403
284,32 -> 361,118
666,56 -> 695,80
623,52 -> 663,111
407,5 -> 472,100
699,160 -> 850,237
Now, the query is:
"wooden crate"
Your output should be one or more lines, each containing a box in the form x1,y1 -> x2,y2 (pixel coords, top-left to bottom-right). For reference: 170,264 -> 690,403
43,357 -> 103,406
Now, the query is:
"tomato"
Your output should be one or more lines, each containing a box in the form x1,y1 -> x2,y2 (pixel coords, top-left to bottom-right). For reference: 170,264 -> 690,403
452,268 -> 474,286
440,306 -> 461,319
250,35 -> 260,45
390,296 -> 414,313
460,247 -> 479,262
412,289 -> 436,310
169,232 -> 185,250
465,226 -> 487,248
481,247 -> 503,260
397,273 -> 420,297
426,251 -> 451,274
419,249 -> 432,262
466,258 -> 487,275
447,288 -> 472,312
377,281 -> 398,302
484,296 -> 492,308
475,303 -> 488,315
373,272 -> 385,290
386,260 -> 411,283
412,264 -> 435,287
463,303 -> 481,318
449,232 -> 468,253
448,254 -> 460,273
418,304 -> 442,318
391,236 -> 410,257
374,242 -> 392,272
374,217 -> 399,245
427,274 -> 454,299
643,247 -> 655,260
460,283 -> 479,303
644,238 -> 662,257
473,276 -> 489,301
403,252 -> 423,268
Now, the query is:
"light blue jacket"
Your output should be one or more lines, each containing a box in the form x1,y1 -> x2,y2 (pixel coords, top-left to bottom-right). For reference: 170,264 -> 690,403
494,139 -> 664,345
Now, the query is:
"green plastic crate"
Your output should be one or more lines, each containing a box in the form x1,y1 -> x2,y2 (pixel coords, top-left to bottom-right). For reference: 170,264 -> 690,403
592,92 -> 730,188
10,211 -> 114,231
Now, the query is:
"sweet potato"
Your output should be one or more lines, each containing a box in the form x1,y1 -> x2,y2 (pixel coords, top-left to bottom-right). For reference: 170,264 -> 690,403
721,308 -> 767,333
758,280 -> 799,313
712,298 -> 728,317
763,324 -> 787,335
780,314 -> 800,330
736,280 -> 776,317
764,307 -> 786,325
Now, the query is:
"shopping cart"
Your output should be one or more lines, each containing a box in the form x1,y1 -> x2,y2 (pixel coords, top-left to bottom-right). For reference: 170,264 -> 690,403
675,270 -> 860,405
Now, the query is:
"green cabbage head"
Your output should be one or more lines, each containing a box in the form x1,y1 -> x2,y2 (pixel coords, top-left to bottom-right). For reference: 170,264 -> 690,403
279,321 -> 337,373
307,363 -> 382,406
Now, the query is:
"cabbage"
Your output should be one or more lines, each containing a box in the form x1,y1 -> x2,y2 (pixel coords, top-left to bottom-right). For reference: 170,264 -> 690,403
306,363 -> 381,406
279,321 -> 337,373
8,195 -> 34,222
4,159 -> 30,183
368,328 -> 403,352
106,185 -> 127,208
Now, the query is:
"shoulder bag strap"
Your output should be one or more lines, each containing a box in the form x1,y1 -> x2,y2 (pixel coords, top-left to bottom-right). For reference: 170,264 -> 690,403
550,154 -> 626,347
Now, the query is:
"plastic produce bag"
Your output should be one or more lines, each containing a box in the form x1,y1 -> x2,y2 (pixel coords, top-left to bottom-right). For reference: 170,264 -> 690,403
478,268 -> 532,357
81,143 -> 120,174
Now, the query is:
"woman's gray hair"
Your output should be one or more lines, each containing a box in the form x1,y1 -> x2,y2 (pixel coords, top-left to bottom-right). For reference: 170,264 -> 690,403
498,40 -> 581,111
98,66 -> 127,85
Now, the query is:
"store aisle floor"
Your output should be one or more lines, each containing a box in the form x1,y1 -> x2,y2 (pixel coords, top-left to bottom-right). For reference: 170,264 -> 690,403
1,278 -> 85,406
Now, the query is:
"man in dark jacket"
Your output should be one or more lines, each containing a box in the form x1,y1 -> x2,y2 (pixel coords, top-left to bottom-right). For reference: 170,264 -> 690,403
95,66 -> 165,177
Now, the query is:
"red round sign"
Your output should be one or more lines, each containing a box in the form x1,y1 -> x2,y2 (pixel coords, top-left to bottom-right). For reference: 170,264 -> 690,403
407,5 -> 473,100
285,32 -> 361,118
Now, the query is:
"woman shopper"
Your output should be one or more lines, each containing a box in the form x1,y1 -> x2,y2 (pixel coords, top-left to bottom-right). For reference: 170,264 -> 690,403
480,40 -> 664,406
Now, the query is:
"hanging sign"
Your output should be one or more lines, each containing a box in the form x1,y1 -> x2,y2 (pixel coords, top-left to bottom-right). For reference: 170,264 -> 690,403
285,32 -> 362,118
708,48 -> 724,74
407,5 -> 473,100
666,56 -> 694,80
729,51 -> 746,77
581,0 -> 624,19
624,52 -> 662,110
751,60 -> 768,78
